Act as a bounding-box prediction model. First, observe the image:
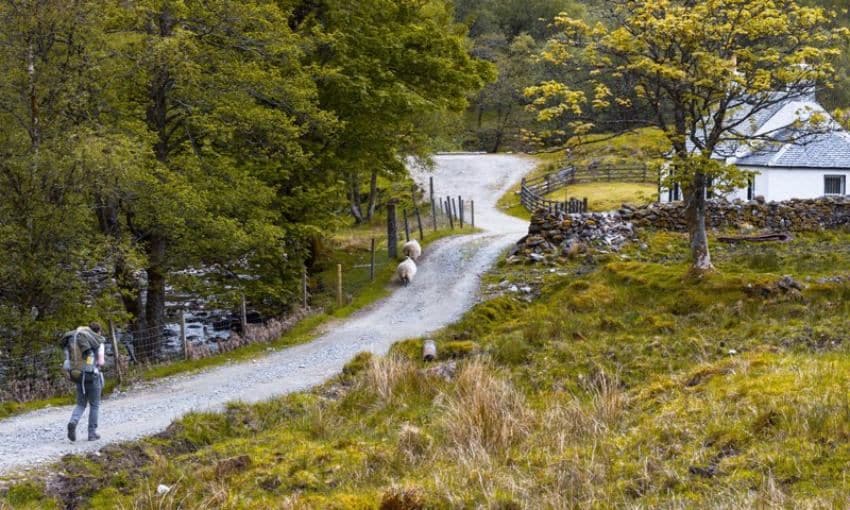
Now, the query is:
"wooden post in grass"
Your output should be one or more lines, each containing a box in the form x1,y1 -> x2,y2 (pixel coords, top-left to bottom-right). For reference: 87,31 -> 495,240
431,197 -> 437,232
387,200 -> 398,258
302,266 -> 308,309
451,197 -> 458,225
470,200 -> 475,228
108,319 -> 123,384
241,295 -> 248,338
403,209 -> 410,242
583,197 -> 588,212
370,238 -> 376,281
180,313 -> 188,360
446,197 -> 454,229
415,206 -> 424,240
458,195 -> 464,228
337,264 -> 343,307
429,176 -> 434,203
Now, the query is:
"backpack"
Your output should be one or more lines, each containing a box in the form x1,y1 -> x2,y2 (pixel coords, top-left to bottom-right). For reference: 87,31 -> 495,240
62,327 -> 101,383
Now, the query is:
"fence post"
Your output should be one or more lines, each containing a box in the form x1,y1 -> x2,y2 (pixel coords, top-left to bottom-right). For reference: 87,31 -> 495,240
447,197 -> 454,229
302,266 -> 308,309
108,319 -> 123,385
458,196 -> 464,228
403,209 -> 410,242
241,295 -> 248,339
369,237 -> 375,282
583,197 -> 588,212
471,200 -> 475,228
180,312 -> 188,360
387,201 -> 398,258
415,206 -> 424,240
431,197 -> 438,232
429,176 -> 434,204
337,264 -> 343,307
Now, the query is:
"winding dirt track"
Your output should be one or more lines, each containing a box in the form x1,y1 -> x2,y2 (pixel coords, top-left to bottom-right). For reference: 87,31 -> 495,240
0,154 -> 535,475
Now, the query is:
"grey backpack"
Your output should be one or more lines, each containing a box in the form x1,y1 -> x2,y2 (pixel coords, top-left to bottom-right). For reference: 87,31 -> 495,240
62,327 -> 100,383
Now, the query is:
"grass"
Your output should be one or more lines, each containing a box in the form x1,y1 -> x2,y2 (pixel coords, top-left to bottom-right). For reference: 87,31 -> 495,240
11,228 -> 850,508
544,181 -> 657,212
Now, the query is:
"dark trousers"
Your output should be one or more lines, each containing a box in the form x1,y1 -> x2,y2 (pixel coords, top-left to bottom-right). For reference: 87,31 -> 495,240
69,372 -> 102,435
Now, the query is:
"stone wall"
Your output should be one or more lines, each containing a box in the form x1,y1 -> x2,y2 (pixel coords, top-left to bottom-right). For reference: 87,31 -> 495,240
621,196 -> 850,232
512,197 -> 850,261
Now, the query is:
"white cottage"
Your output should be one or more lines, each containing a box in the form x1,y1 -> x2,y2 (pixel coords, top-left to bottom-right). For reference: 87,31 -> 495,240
661,90 -> 850,202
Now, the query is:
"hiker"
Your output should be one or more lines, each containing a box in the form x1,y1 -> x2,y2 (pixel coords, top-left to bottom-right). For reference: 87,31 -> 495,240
61,322 -> 106,442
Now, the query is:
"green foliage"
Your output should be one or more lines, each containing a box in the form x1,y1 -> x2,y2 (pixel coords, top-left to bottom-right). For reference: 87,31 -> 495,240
0,0 -> 489,362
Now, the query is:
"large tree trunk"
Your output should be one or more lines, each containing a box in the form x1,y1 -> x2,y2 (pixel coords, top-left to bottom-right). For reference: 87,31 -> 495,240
136,235 -> 166,361
685,171 -> 714,274
366,168 -> 378,220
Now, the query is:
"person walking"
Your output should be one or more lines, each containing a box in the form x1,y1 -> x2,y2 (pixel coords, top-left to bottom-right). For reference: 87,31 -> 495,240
62,322 -> 106,442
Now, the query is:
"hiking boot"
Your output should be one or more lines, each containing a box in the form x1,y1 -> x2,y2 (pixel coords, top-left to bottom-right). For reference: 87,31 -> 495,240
88,432 -> 100,441
67,422 -> 77,442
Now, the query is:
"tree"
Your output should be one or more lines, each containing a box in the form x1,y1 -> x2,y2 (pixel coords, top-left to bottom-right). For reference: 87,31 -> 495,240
0,0 -> 118,359
527,0 -> 849,273
99,0 -> 332,358
472,33 -> 541,152
291,0 -> 493,222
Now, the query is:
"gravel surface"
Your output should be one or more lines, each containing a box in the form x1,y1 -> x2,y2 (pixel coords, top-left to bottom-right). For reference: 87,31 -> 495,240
0,154 -> 535,475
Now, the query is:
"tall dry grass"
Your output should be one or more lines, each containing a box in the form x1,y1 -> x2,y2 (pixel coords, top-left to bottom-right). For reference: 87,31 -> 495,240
439,360 -> 531,458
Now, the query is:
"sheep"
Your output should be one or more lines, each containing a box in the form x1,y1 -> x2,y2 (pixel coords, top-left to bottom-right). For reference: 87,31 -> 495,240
396,256 -> 417,285
402,239 -> 422,260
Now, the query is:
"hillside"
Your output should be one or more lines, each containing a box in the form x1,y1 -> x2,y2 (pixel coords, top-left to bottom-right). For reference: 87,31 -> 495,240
6,227 -> 850,508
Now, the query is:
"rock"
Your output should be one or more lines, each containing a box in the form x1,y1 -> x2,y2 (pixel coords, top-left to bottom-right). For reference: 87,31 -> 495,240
777,275 -> 804,292
157,484 -> 171,495
529,253 -> 545,262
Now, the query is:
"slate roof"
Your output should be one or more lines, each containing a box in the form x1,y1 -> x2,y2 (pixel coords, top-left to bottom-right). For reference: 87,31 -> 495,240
692,91 -> 850,170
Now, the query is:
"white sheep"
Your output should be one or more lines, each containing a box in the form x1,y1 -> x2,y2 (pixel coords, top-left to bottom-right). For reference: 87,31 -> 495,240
396,256 -> 417,285
402,239 -> 422,260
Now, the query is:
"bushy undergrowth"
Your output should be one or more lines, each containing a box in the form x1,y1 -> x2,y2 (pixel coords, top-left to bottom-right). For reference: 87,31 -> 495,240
7,230 -> 850,509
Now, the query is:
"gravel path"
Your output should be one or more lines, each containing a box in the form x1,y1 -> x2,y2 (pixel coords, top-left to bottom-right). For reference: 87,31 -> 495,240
0,154 -> 535,475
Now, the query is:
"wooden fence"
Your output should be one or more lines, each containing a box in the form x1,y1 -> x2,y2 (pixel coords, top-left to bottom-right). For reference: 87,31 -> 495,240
519,163 -> 656,213
573,164 -> 654,184
520,166 -> 588,214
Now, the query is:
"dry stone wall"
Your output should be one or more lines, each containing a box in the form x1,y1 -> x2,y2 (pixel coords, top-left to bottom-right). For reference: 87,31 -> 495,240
512,197 -> 850,261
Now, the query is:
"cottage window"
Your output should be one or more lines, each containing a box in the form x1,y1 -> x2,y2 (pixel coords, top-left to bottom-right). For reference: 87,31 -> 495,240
824,175 -> 846,196
667,182 -> 681,201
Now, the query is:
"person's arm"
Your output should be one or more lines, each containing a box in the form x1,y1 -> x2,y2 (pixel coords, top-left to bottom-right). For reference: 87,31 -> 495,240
62,347 -> 70,371
96,343 -> 105,367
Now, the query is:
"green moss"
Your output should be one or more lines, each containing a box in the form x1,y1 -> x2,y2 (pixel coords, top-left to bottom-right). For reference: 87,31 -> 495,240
3,481 -> 55,509
441,341 -> 478,359
342,352 -> 374,378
